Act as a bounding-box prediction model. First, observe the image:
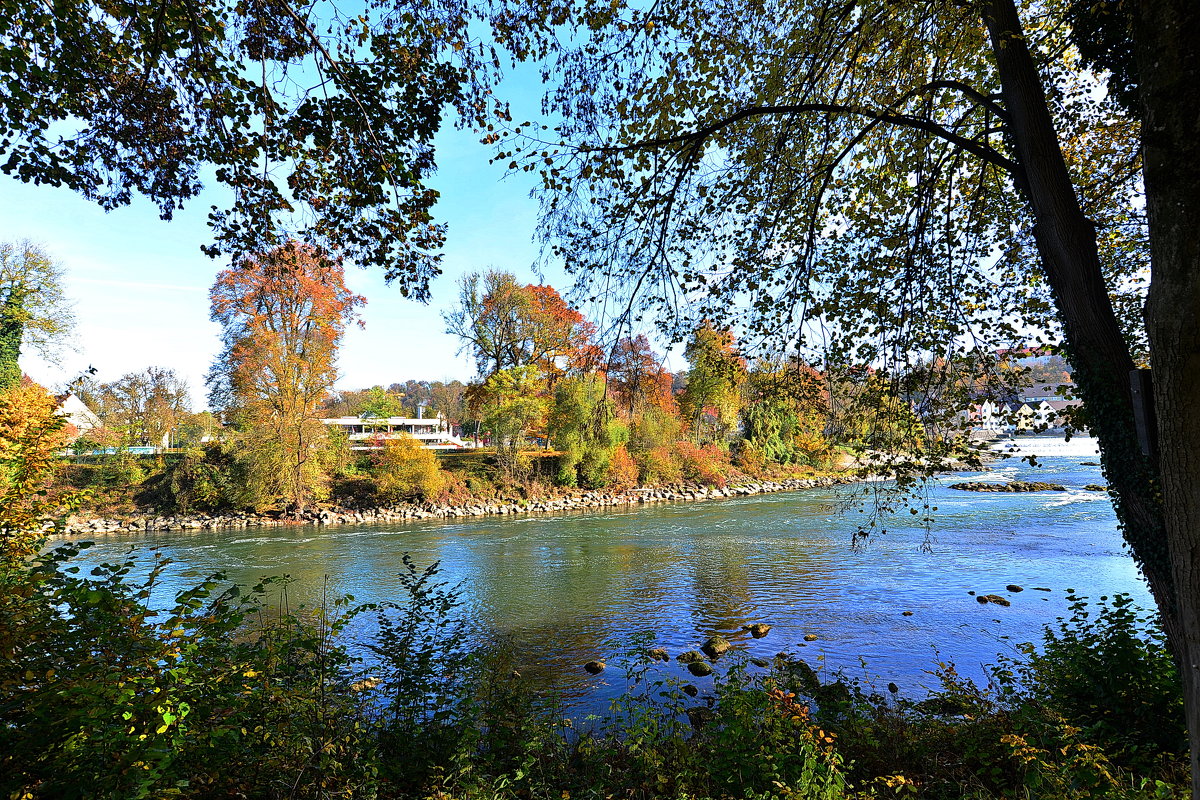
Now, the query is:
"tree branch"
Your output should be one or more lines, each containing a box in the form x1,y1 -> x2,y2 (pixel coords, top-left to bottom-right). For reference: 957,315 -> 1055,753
592,102 -> 1020,177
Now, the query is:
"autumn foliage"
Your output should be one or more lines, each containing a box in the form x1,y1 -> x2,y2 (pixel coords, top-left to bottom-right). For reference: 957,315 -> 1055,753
209,241 -> 363,511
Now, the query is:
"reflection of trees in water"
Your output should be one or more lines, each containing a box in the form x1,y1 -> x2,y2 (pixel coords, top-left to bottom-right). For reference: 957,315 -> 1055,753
686,526 -> 842,638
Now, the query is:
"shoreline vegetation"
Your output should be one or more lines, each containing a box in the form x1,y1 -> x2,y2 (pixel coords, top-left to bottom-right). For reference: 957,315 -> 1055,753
61,474 -> 856,536
61,446 -> 995,536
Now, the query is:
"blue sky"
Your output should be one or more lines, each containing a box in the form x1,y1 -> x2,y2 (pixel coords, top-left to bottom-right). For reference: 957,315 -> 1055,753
3,117 -> 571,406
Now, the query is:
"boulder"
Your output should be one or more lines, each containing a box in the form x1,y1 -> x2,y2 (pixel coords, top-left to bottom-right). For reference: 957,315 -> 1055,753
686,706 -> 715,729
749,657 -> 770,668
682,684 -> 699,697
687,661 -> 714,677
583,660 -> 606,674
743,623 -> 772,638
978,594 -> 1011,607
1005,584 -> 1024,592
677,650 -> 707,664
646,648 -> 670,662
701,635 -> 731,659
803,633 -> 818,642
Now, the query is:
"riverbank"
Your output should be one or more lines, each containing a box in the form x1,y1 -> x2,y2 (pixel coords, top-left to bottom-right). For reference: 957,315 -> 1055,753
62,475 -> 857,535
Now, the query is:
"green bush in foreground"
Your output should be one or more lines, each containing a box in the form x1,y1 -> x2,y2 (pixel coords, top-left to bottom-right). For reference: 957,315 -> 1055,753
0,543 -> 1189,800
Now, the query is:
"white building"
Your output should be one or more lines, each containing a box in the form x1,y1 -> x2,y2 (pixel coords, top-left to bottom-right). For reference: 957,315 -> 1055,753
54,393 -> 102,440
319,413 -> 473,450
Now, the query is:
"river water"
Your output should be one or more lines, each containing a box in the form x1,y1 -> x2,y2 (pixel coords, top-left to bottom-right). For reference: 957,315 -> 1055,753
61,436 -> 1149,704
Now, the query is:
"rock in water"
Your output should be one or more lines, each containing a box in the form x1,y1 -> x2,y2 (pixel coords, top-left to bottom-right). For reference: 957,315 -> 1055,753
743,623 -> 772,638
949,481 -> 1066,492
686,706 -> 715,728
584,660 -> 606,674
977,594 -> 1011,607
803,633 -> 818,642
888,682 -> 900,694
750,657 -> 770,668
677,650 -> 706,664
646,648 -> 670,662
1006,584 -> 1024,592
687,661 -> 714,677
902,611 -> 914,616
683,684 -> 699,697
701,635 -> 731,659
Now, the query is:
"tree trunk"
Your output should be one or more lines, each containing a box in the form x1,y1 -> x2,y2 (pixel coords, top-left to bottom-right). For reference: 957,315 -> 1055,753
1137,0 -> 1200,792
980,0 -> 1176,632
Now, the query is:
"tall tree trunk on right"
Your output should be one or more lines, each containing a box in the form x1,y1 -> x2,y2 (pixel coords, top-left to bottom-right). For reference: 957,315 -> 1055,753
1137,0 -> 1200,793
984,0 -> 1199,785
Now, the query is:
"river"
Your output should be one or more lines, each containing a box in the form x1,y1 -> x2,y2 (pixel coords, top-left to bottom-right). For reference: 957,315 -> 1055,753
61,435 -> 1149,705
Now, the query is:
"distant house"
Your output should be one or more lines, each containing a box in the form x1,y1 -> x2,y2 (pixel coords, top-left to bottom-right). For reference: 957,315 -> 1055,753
319,411 -> 473,450
54,393 -> 102,439
968,383 -> 1078,435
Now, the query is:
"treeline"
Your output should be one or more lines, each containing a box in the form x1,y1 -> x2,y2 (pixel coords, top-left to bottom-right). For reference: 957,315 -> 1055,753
47,253 -> 1058,519
54,256 -> 1000,517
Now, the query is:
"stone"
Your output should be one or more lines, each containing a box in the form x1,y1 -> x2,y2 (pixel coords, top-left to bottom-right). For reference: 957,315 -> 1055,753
902,611 -> 914,616
701,635 -> 731,659
646,648 -> 670,662
887,682 -> 900,694
1006,584 -> 1023,592
682,684 -> 699,697
677,650 -> 706,664
686,706 -> 715,729
979,594 -> 1011,607
583,660 -> 606,674
687,661 -> 714,677
949,480 -> 1066,492
803,633 -> 818,642
743,623 -> 772,638
749,657 -> 770,668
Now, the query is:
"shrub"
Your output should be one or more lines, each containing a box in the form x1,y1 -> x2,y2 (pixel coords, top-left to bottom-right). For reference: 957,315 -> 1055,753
135,444 -> 242,514
374,435 -> 445,503
637,444 -> 682,485
0,546 -> 377,800
996,592 -> 1185,769
606,443 -> 639,489
675,441 -> 730,487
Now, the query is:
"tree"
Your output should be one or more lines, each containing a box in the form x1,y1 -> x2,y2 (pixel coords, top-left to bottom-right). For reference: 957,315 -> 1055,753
0,242 -> 75,391
208,241 -> 363,511
0,1 -> 487,298
606,335 -> 676,420
548,374 -> 623,487
492,0 -> 1200,785
0,379 -> 74,562
358,386 -> 407,419
85,367 -> 191,448
741,358 -> 827,466
444,271 -> 593,381
678,324 -> 746,444
471,365 -> 548,478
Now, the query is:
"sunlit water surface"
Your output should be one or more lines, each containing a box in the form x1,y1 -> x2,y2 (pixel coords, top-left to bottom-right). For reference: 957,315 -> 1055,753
61,436 -> 1146,707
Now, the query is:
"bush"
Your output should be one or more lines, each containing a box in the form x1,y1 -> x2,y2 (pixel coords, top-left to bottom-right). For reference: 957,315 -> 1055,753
0,545 -> 377,800
606,443 -> 639,489
135,444 -> 242,514
636,444 -> 682,485
996,592 -> 1186,769
675,441 -> 730,487
374,435 -> 445,503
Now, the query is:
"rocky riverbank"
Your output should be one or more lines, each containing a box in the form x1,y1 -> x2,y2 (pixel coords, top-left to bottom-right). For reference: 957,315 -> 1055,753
62,476 -> 852,536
